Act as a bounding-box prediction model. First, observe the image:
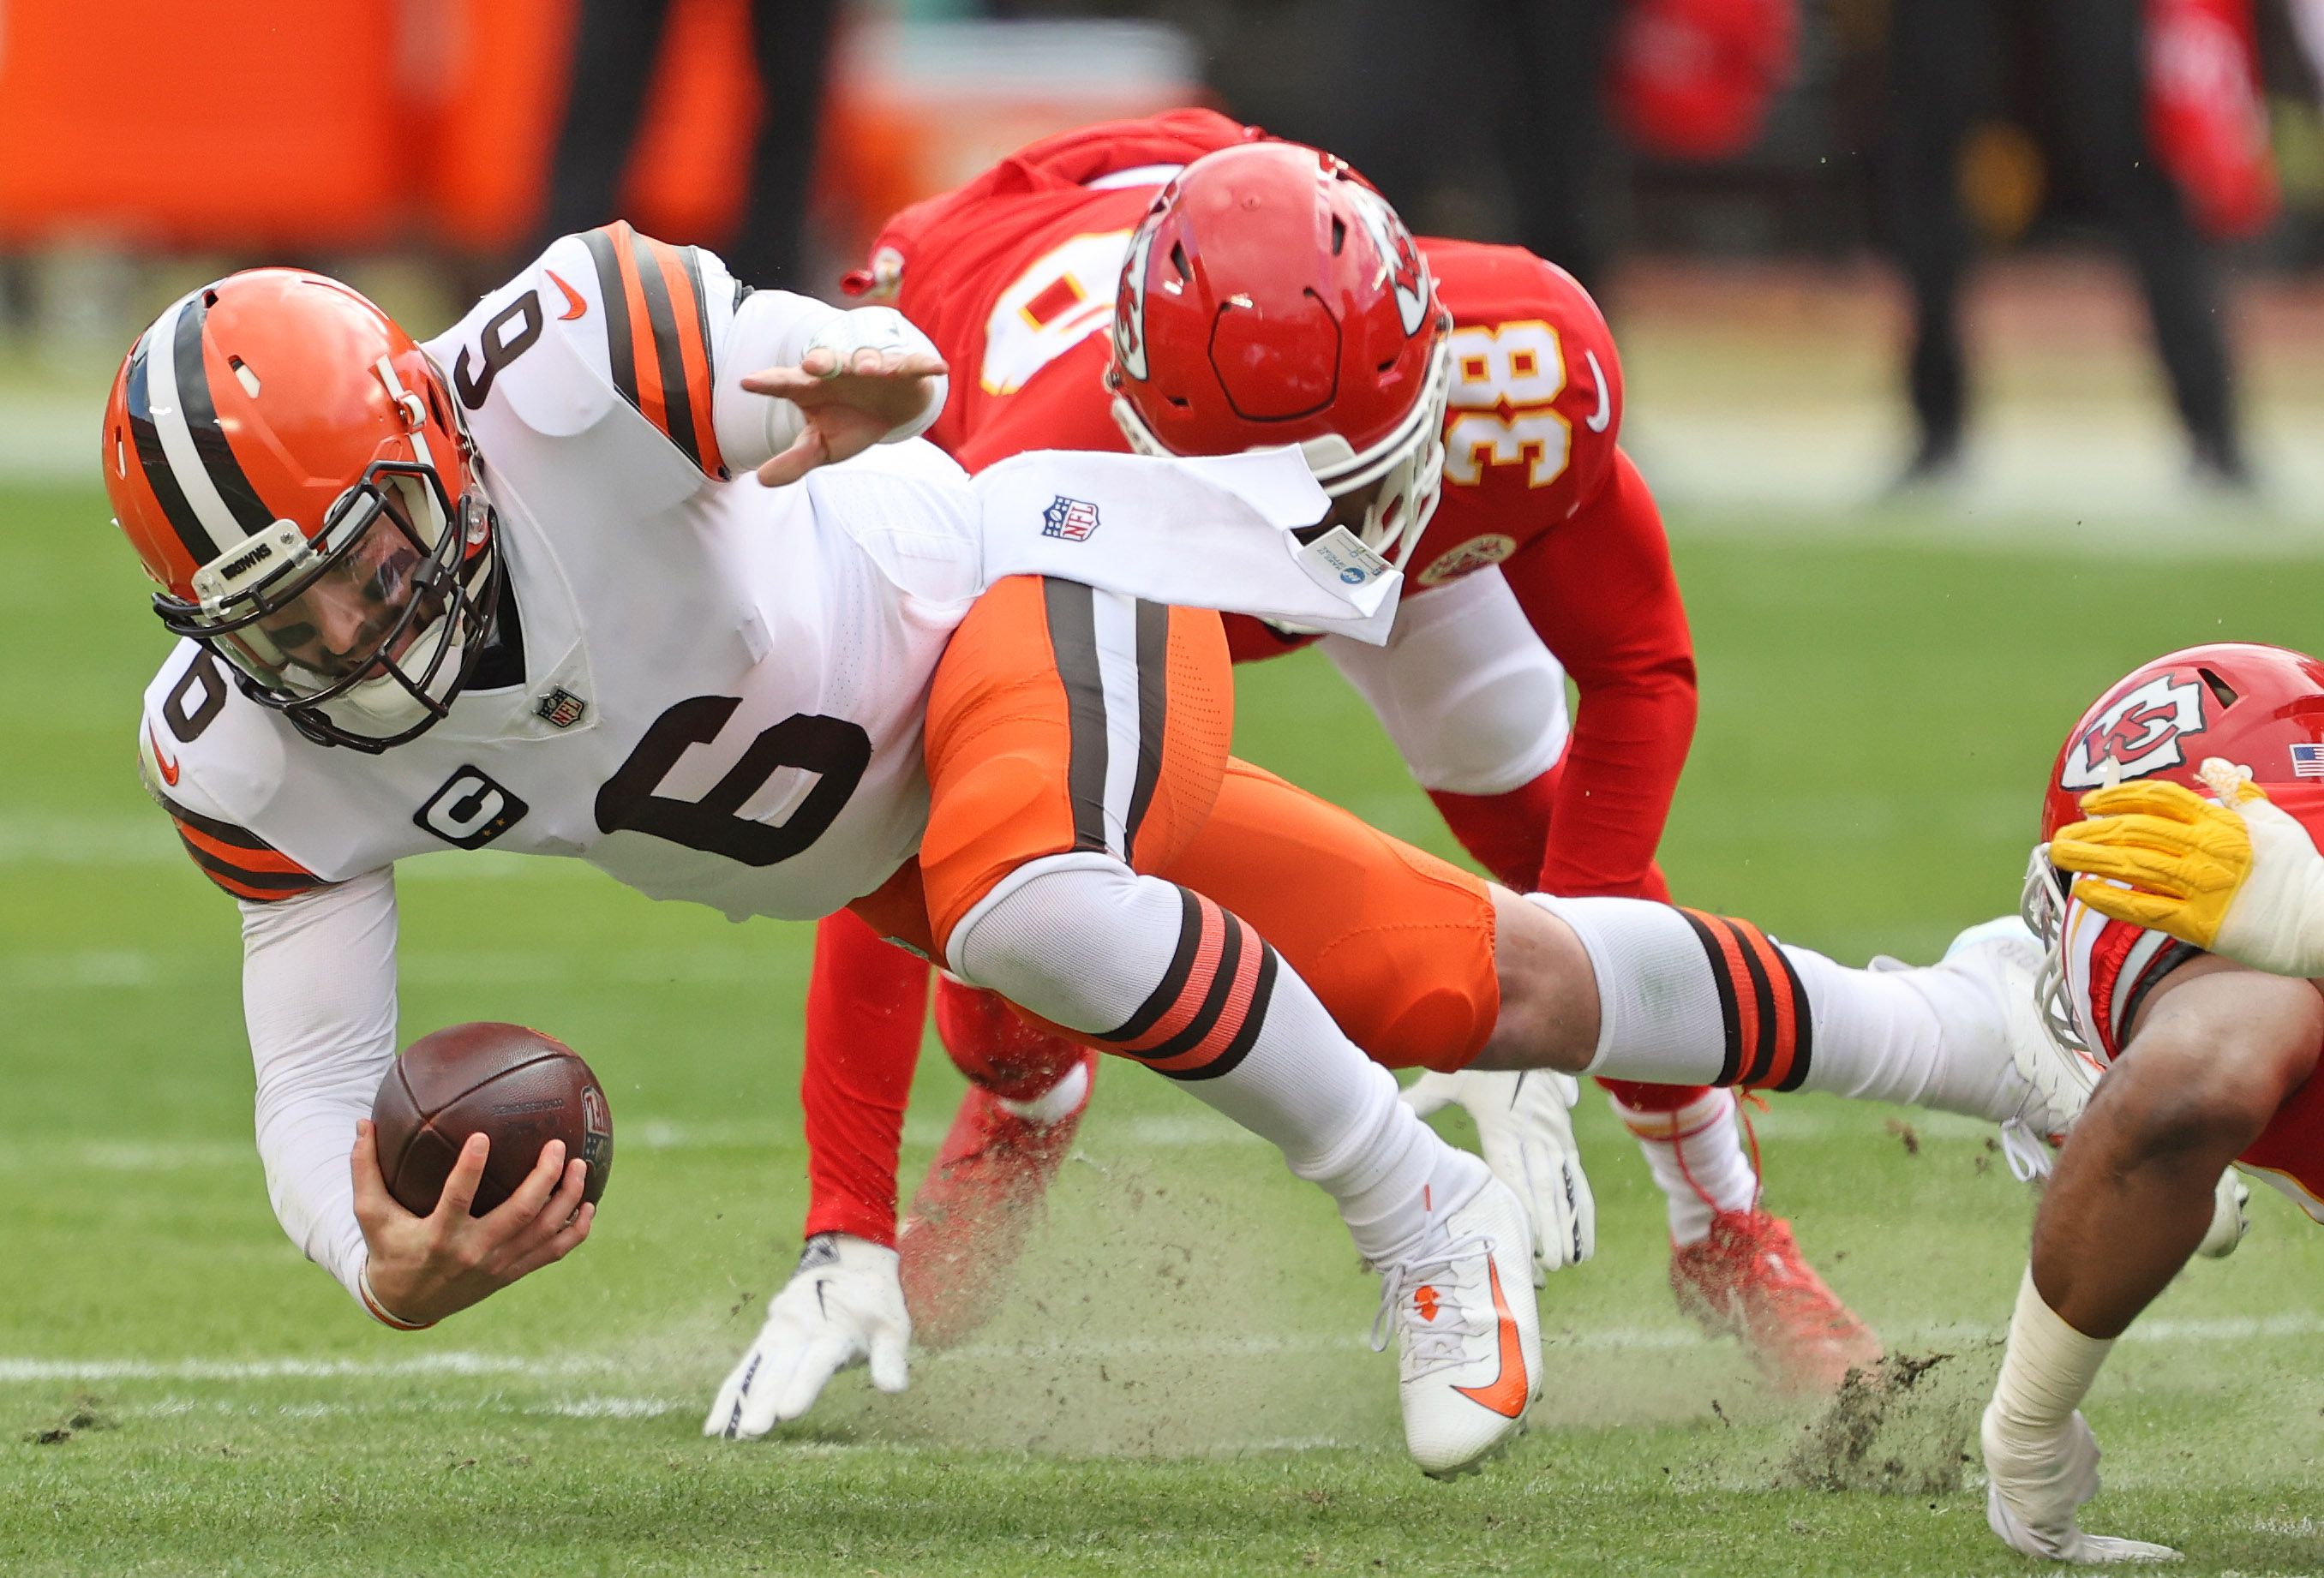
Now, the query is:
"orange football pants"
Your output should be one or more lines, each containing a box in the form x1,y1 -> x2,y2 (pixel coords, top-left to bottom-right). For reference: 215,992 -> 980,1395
851,575 -> 1500,1072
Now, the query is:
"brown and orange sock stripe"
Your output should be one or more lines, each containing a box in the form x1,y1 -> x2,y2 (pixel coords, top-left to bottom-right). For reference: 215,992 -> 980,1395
1675,909 -> 1814,1092
1095,886 -> 1279,1082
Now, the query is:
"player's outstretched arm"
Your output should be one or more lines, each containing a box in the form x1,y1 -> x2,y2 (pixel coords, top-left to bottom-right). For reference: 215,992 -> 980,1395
350,1123 -> 593,1329
2051,759 -> 2324,978
241,868 -> 592,1326
241,869 -> 410,1318
1500,450 -> 1697,898
1981,957 -> 2320,1564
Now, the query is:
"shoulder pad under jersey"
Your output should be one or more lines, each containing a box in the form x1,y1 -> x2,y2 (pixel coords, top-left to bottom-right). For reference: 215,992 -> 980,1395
433,226 -> 745,482
136,644 -> 330,903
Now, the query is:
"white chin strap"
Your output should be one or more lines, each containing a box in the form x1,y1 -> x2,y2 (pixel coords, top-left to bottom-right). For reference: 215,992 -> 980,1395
314,611 -> 467,732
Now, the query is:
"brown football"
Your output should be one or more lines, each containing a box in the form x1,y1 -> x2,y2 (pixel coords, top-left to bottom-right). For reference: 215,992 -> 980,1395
371,1022 -> 614,1217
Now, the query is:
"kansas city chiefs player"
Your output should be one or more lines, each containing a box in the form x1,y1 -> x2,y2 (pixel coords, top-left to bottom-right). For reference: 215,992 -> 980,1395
103,217 -> 2081,1481
1977,643 -> 2322,1563
795,110 -> 1878,1391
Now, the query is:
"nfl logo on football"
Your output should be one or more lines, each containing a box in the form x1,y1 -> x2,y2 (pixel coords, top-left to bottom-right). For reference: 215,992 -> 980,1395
535,686 -> 588,730
1041,495 -> 1099,541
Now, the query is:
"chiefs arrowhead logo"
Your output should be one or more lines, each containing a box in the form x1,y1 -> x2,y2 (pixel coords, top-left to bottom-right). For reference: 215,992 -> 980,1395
1345,186 -> 1429,338
1112,218 -> 1156,382
2060,673 -> 2208,791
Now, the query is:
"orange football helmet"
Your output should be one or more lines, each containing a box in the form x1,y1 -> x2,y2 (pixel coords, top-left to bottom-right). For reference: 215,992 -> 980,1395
102,271 -> 499,751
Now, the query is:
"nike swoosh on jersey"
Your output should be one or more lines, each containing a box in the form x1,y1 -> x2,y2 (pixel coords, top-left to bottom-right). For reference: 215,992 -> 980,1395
147,724 -> 182,786
1452,1258 -> 1530,1419
1584,350 -> 1612,433
548,270 -> 587,321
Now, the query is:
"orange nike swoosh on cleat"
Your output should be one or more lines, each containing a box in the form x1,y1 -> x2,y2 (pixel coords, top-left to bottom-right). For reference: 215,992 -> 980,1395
547,269 -> 586,320
147,725 -> 181,786
1452,1258 -> 1530,1420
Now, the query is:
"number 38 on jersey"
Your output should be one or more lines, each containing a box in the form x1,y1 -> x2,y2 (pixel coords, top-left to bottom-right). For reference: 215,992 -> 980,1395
1441,320 -> 1573,490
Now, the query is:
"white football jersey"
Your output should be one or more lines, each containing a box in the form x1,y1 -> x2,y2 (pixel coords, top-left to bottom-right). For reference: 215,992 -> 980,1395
139,231 -> 980,923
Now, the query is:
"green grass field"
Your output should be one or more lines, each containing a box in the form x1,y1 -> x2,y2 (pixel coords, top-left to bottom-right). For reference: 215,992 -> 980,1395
7,475 -> 2324,1577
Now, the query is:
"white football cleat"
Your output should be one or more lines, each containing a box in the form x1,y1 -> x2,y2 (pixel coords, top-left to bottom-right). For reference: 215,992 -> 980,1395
1369,1174 -> 1542,1479
1937,914 -> 2102,1178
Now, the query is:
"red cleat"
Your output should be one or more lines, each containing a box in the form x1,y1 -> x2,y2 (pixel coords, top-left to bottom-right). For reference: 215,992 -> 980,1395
896,1053 -> 1096,1348
1668,1209 -> 1881,1395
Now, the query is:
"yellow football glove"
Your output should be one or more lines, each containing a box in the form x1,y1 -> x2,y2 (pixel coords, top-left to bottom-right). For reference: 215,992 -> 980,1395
2050,758 -> 2324,977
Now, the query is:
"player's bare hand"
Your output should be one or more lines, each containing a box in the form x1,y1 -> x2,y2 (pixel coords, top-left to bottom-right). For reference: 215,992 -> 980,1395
351,1119 -> 594,1326
744,309 -> 947,487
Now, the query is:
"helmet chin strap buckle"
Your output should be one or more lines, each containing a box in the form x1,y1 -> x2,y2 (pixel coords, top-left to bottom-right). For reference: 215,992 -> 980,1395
373,356 -> 428,431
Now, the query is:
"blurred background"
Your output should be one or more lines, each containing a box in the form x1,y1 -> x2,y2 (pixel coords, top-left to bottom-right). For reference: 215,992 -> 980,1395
11,13 -> 2324,1557
2,0 -> 2321,517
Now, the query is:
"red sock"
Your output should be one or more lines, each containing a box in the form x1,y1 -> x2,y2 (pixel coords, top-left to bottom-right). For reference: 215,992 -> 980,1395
801,910 -> 933,1246
1594,1077 -> 1713,1113
934,975 -> 1089,1103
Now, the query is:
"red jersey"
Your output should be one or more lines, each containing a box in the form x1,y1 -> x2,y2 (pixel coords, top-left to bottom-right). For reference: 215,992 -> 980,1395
860,108 -> 1261,458
2057,781 -> 2324,1222
859,113 -> 1694,900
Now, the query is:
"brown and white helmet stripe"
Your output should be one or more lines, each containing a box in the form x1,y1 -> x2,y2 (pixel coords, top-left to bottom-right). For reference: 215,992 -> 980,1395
122,287 -> 285,575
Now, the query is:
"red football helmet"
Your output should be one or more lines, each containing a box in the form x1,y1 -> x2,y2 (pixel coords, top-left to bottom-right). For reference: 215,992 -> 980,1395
102,270 -> 499,752
1105,141 -> 1452,569
2026,642 -> 2324,1062
2040,643 -> 2324,843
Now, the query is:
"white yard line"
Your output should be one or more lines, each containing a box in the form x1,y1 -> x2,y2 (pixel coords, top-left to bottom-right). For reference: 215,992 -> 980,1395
7,1311 -> 2317,1387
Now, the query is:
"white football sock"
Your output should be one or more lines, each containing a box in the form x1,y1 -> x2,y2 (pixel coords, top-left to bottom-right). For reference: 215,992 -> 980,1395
1535,894 -> 2034,1121
953,853 -> 1486,1264
1611,1088 -> 1757,1244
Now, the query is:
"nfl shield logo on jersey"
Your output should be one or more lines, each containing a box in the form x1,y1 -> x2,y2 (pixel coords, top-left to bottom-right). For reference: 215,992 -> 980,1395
1041,496 -> 1100,541
535,686 -> 588,730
